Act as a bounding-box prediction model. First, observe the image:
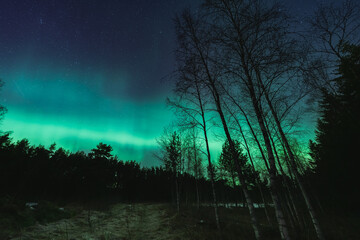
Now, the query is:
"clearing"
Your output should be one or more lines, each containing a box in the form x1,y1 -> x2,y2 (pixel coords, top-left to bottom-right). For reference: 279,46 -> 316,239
9,203 -> 180,240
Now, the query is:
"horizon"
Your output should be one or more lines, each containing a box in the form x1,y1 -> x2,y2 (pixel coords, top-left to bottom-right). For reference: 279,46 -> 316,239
0,0 -> 317,166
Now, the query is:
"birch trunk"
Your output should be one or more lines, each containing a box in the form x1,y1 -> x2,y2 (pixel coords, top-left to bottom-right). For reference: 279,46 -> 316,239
265,118 -> 303,229
195,83 -> 221,232
247,82 -> 292,240
258,74 -> 325,240
229,107 -> 272,224
190,23 -> 260,238
213,91 -> 262,240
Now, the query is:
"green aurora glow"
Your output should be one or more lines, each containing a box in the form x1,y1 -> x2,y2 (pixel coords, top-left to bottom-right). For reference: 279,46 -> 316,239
0,0 -> 318,168
1,64 -> 178,165
3,84 -> 317,169
0,0 -> 225,166
0,62 -> 317,167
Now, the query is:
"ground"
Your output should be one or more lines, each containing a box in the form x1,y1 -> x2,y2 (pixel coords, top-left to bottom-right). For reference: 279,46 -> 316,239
4,202 -> 272,240
3,202 -> 360,240
8,203 -> 177,240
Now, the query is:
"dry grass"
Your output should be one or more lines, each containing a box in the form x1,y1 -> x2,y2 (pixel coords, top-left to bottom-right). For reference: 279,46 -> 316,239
8,203 -> 176,240
3,202 -> 359,240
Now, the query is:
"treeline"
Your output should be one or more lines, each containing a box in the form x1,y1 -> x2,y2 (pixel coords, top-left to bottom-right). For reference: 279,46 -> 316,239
309,43 -> 360,210
0,135 -> 247,204
0,1 -> 359,239
163,0 -> 360,240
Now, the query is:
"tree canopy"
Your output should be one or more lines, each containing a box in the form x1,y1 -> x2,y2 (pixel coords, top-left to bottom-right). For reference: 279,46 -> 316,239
310,44 -> 360,210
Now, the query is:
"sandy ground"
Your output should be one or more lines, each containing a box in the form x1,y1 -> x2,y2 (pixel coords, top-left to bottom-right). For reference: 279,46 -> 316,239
10,203 -> 178,240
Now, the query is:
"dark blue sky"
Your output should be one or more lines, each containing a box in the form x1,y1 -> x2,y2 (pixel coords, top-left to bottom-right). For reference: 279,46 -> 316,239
0,0 -> 203,100
0,0 -> 317,165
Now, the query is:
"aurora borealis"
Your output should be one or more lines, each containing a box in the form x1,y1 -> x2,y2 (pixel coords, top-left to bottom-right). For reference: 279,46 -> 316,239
0,0 -> 202,165
1,61 -> 174,165
0,0 -> 318,166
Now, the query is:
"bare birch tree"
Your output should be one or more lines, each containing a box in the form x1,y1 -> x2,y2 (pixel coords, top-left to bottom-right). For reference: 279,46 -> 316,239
201,1 -> 297,238
168,56 -> 222,231
174,9 -> 262,240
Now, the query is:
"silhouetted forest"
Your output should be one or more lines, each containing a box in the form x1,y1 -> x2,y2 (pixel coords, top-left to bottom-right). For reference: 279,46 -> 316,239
0,0 -> 359,239
165,0 -> 360,239
309,44 -> 360,210
0,138 -> 250,204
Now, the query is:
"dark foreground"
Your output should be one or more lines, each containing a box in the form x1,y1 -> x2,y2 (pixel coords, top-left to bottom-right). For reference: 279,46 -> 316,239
1,202 -> 359,240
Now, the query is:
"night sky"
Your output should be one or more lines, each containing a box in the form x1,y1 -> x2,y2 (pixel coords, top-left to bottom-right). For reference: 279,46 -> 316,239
0,0 -> 318,166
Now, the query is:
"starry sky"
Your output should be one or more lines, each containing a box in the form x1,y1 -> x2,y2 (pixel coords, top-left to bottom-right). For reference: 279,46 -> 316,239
0,0 -> 318,166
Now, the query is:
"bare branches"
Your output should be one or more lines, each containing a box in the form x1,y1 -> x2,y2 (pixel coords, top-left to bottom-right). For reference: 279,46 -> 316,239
311,0 -> 360,59
306,0 -> 360,93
